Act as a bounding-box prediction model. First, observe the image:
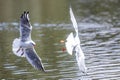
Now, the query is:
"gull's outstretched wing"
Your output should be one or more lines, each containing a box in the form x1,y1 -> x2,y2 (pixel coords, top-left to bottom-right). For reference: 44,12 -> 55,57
75,45 -> 87,73
70,7 -> 81,44
25,48 -> 45,72
70,7 -> 78,35
20,11 -> 32,42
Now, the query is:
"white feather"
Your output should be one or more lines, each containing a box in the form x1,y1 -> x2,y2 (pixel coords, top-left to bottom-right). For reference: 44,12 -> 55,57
65,32 -> 75,55
12,38 -> 25,57
70,7 -> 78,34
75,45 -> 87,73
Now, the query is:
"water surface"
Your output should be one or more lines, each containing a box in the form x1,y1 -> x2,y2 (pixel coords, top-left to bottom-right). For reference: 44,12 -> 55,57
0,0 -> 120,80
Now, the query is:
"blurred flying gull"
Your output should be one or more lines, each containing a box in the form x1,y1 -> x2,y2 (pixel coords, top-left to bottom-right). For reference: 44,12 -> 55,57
12,12 -> 45,72
65,7 -> 87,73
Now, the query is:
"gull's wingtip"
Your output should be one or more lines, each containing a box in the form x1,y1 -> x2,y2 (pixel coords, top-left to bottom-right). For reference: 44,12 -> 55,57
34,59 -> 45,72
69,6 -> 78,34
25,48 -> 45,72
69,6 -> 72,12
36,65 -> 46,72
20,11 -> 31,29
20,11 -> 30,21
75,50 -> 87,73
32,59 -> 45,72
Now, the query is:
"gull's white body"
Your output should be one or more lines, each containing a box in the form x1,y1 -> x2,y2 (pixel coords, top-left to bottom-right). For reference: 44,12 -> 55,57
12,38 -> 35,57
65,7 -> 87,73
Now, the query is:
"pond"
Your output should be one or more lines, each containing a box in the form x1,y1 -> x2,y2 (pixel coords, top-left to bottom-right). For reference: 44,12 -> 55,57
0,0 -> 120,80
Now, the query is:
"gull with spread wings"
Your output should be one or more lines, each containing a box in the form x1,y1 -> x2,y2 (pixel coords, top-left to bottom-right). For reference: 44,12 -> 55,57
65,7 -> 87,73
12,12 -> 45,72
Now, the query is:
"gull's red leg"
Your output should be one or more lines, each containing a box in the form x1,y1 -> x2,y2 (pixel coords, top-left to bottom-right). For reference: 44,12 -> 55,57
16,46 -> 22,53
21,48 -> 24,56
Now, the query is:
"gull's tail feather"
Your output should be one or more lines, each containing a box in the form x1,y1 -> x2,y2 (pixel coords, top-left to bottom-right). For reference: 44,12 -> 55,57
12,38 -> 25,57
65,32 -> 75,55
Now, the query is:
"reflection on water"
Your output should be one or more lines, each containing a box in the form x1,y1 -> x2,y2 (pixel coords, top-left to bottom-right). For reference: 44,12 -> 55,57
0,0 -> 120,80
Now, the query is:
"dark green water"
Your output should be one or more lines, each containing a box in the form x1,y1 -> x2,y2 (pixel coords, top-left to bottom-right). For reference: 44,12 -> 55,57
0,0 -> 120,80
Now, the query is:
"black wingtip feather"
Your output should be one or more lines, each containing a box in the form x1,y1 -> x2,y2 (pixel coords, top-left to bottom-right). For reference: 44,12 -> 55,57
20,11 -> 29,18
20,11 -> 30,25
27,11 -> 29,14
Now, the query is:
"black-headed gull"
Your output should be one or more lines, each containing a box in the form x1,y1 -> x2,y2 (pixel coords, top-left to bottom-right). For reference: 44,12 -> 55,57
12,12 -> 45,72
65,7 -> 87,73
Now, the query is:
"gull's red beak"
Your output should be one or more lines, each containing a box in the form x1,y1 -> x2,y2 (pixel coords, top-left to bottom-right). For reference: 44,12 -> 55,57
32,43 -> 36,47
33,44 -> 36,46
